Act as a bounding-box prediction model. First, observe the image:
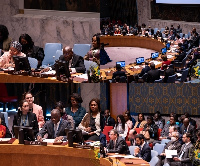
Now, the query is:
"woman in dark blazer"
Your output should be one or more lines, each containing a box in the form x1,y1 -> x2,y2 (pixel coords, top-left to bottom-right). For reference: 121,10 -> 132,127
13,100 -> 39,137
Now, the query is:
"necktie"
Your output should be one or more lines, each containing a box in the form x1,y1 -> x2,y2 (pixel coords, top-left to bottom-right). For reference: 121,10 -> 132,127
54,124 -> 57,138
179,144 -> 187,159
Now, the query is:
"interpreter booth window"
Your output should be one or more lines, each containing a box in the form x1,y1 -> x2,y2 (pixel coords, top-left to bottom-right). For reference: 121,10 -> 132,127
24,0 -> 100,12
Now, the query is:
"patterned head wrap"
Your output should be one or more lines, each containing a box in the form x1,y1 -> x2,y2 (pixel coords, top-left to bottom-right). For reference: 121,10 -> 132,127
10,41 -> 22,52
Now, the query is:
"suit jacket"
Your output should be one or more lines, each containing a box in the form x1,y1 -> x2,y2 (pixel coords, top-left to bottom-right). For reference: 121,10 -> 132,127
104,116 -> 115,128
107,136 -> 130,154
139,65 -> 150,77
161,123 -> 179,137
162,140 -> 182,153
135,143 -> 151,162
147,69 -> 160,83
32,103 -> 45,128
143,123 -> 158,140
161,60 -> 171,70
163,68 -> 175,83
0,113 -> 12,138
38,118 -> 72,139
13,112 -> 39,136
175,52 -> 186,62
180,124 -> 197,143
112,71 -> 126,79
52,54 -> 86,73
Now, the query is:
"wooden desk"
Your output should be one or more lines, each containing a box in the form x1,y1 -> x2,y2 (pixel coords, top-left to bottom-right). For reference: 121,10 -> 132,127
100,157 -> 150,166
100,36 -> 165,52
0,140 -> 99,166
0,72 -> 88,83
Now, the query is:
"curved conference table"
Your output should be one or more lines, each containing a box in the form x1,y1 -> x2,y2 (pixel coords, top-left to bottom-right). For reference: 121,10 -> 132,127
0,140 -> 99,166
100,36 -> 177,81
100,35 -> 165,52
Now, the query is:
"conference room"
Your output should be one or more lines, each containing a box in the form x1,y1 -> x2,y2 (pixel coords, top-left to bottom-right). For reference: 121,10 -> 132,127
0,83 -> 100,165
100,83 -> 200,166
100,0 -> 200,83
0,0 -> 100,83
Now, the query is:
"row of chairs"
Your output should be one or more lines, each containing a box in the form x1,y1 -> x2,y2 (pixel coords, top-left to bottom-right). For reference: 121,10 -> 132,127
27,43 -> 93,70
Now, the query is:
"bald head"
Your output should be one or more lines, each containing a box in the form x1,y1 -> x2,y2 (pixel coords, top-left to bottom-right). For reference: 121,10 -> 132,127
51,109 -> 61,124
183,118 -> 189,127
63,46 -> 73,61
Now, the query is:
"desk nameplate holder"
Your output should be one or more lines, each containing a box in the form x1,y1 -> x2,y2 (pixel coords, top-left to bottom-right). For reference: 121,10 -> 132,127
73,144 -> 94,150
24,140 -> 47,146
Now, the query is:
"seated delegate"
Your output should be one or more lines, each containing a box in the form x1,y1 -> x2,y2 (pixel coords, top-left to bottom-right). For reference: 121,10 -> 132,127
37,109 -> 72,142
0,41 -> 26,69
41,46 -> 86,74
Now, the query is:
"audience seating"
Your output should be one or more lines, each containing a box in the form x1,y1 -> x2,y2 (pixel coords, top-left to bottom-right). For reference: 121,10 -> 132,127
129,146 -> 137,155
73,44 -> 91,57
0,83 -> 17,112
42,43 -> 63,67
163,163 -> 170,166
55,50 -> 63,61
174,56 -> 187,70
149,156 -> 159,166
151,150 -> 158,158
120,76 -> 127,83
154,78 -> 163,83
167,74 -> 176,83
1,112 -> 8,127
28,57 -> 38,69
126,141 -> 131,146
102,126 -> 113,142
160,28 -> 165,33
157,129 -> 162,140
153,144 -> 165,155
161,139 -> 170,145
154,28 -> 158,34
179,33 -> 183,38
139,73 -> 148,82
135,128 -> 143,134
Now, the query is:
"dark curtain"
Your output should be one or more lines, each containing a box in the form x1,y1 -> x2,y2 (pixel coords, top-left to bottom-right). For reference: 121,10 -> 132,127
5,83 -> 80,119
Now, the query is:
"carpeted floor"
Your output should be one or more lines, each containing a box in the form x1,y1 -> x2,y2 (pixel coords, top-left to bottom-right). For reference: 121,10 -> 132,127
100,47 -> 157,69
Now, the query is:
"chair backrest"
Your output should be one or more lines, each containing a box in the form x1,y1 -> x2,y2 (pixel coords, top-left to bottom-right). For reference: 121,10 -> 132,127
102,126 -> 113,141
161,139 -> 170,145
73,44 -> 91,57
1,112 -> 8,127
84,60 -> 98,72
28,57 -> 38,69
179,33 -> 183,38
151,150 -> 158,158
180,68 -> 189,82
167,74 -> 176,83
154,78 -> 163,83
159,69 -> 165,76
0,83 -> 8,97
184,34 -> 188,39
160,28 -> 165,33
153,144 -> 165,155
129,146 -> 138,155
43,43 -> 63,66
157,128 -> 162,140
135,128 -> 143,134
120,76 -> 127,83
149,156 -> 159,166
154,28 -> 158,34
142,73 -> 148,82
55,50 -> 63,61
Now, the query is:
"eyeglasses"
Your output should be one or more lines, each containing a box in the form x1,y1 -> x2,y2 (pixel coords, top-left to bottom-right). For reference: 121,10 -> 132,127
26,97 -> 33,99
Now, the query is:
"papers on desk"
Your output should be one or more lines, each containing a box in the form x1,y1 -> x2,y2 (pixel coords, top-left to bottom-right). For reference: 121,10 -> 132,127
3,67 -> 14,71
167,55 -> 174,59
124,155 -> 137,159
0,138 -> 11,141
88,141 -> 100,147
71,68 -> 76,73
149,61 -> 162,65
134,66 -> 141,69
165,149 -> 177,158
109,154 -> 125,158
43,70 -> 56,75
42,139 -> 55,143
76,74 -> 88,79
177,73 -> 182,77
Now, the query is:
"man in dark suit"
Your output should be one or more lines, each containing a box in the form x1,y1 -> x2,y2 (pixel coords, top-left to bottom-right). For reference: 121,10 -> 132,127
184,112 -> 197,128
147,62 -> 160,83
170,133 -> 193,166
41,46 -> 86,73
175,47 -> 186,62
105,129 -> 130,154
0,113 -> 12,138
139,61 -> 150,77
112,64 -> 126,79
104,109 -> 115,128
163,64 -> 175,83
156,132 -> 182,166
37,109 -> 72,142
180,118 -> 197,143
134,134 -> 151,162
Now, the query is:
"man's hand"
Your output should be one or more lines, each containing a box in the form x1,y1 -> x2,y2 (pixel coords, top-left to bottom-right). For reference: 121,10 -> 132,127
40,67 -> 50,73
134,147 -> 140,154
160,153 -> 166,156
55,136 -> 63,142
37,135 -> 43,142
173,157 -> 180,161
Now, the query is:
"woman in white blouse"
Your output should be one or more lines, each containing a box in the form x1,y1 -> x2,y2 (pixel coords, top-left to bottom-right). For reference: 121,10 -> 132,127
114,114 -> 128,139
